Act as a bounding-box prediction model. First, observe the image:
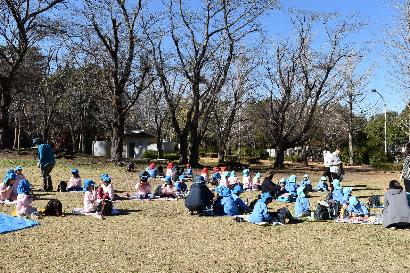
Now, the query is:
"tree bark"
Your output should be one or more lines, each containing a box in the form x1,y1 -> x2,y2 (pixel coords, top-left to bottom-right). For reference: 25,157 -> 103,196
111,115 -> 125,163
217,143 -> 226,163
179,135 -> 189,164
0,79 -> 14,149
274,143 -> 286,169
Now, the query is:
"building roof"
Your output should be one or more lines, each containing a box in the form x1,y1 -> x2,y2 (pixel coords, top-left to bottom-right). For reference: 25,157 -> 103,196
124,128 -> 156,138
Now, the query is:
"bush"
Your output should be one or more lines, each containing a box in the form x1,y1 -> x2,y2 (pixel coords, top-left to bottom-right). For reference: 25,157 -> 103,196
243,156 -> 261,164
371,163 -> 402,172
142,150 -> 157,159
162,152 -> 179,161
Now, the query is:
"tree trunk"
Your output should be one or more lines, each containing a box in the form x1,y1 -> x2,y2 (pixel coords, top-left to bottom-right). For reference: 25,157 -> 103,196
189,133 -> 201,167
156,131 -> 164,159
178,136 -> 189,164
348,92 -> 354,165
348,131 -> 354,165
274,143 -> 286,169
0,79 -> 14,149
217,143 -> 225,164
111,116 -> 125,163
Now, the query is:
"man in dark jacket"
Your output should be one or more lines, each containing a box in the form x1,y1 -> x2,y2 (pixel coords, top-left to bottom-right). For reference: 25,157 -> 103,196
261,173 -> 276,194
185,176 -> 214,214
33,138 -> 56,192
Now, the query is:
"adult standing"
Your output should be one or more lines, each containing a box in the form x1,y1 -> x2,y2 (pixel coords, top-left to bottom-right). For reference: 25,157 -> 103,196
33,138 -> 55,192
323,148 -> 333,182
185,176 -> 214,215
330,150 -> 344,181
400,142 -> 410,193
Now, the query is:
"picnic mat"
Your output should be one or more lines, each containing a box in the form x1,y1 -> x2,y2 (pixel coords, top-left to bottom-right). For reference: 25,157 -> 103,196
335,215 -> 383,225
0,200 -> 17,206
235,215 -> 284,226
0,213 -> 39,234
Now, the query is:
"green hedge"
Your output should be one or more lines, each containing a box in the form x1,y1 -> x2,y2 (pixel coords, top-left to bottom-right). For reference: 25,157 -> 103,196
371,162 -> 402,171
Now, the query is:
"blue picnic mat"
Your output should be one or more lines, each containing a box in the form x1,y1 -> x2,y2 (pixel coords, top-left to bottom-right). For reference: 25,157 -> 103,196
0,213 -> 39,234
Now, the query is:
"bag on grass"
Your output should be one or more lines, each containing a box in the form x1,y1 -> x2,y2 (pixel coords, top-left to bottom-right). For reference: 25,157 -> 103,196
314,203 -> 330,220
97,199 -> 112,216
276,207 -> 295,224
368,195 -> 381,208
57,181 -> 67,192
44,199 -> 63,216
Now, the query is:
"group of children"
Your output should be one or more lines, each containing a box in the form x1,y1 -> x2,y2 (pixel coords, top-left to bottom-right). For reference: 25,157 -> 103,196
1,161 -> 370,223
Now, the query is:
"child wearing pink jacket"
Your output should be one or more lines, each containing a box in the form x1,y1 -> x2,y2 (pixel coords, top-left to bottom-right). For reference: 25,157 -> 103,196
83,179 -> 97,213
242,169 -> 251,190
67,168 -> 83,191
135,171 -> 152,199
1,172 -> 18,202
16,179 -> 35,216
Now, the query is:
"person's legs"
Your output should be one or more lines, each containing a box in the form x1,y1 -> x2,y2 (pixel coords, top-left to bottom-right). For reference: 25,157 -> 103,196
324,167 -> 332,182
44,163 -> 55,191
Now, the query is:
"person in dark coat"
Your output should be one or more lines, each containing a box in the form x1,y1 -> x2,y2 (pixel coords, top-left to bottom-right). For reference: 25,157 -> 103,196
382,180 -> 410,229
261,173 -> 276,194
185,176 -> 214,215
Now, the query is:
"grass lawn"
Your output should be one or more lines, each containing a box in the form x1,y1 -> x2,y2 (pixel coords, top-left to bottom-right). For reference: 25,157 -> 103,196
0,154 -> 409,273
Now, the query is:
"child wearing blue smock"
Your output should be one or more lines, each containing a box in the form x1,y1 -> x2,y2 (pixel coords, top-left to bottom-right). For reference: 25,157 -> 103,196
347,196 -> 369,217
146,163 -> 158,178
175,175 -> 188,193
331,179 -> 344,202
341,187 -> 352,206
220,187 -> 239,216
285,175 -> 298,197
300,174 -> 312,192
248,192 -> 273,224
316,176 -> 329,192
185,164 -> 193,177
294,186 -> 310,217
231,184 -> 250,213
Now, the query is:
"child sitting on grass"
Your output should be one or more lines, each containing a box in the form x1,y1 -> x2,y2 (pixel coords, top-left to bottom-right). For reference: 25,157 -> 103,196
16,179 -> 36,217
166,162 -> 174,177
316,176 -> 329,192
285,175 -> 298,196
252,172 -> 262,191
156,176 -> 177,198
175,175 -> 188,193
220,171 -> 230,188
134,171 -> 152,199
14,166 -> 26,182
242,169 -> 251,190
211,167 -> 221,185
347,196 -> 369,218
67,168 -> 83,191
232,184 -> 250,213
185,164 -> 193,178
248,192 -> 273,224
200,168 -> 209,183
228,171 -> 239,186
300,174 -> 312,192
146,163 -> 158,178
0,172 -> 18,202
83,179 -> 97,213
331,179 -> 344,203
98,174 -> 115,201
294,186 -> 310,217
220,187 -> 239,216
341,187 -> 353,206
273,178 -> 287,199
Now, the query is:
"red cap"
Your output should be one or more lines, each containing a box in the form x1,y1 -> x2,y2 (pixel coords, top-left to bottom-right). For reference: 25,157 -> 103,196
167,162 -> 174,169
201,168 -> 208,173
221,166 -> 227,172
149,163 -> 155,169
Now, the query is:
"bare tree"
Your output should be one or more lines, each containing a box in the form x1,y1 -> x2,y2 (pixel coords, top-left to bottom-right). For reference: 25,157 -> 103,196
0,0 -> 64,148
149,0 -> 277,166
264,11 -> 361,169
74,0 -> 153,162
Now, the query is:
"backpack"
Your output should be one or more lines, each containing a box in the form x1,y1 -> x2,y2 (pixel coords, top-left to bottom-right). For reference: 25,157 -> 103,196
276,207 -> 295,224
127,162 -> 134,172
314,203 -> 330,220
44,199 -> 63,216
57,181 -> 67,192
368,195 -> 381,208
97,199 -> 112,216
328,201 -> 341,219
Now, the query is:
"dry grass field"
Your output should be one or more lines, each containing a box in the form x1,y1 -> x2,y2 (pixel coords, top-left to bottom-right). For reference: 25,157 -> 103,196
0,154 -> 409,273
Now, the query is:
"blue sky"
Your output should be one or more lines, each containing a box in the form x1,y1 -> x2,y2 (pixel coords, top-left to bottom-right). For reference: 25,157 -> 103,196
261,0 -> 406,114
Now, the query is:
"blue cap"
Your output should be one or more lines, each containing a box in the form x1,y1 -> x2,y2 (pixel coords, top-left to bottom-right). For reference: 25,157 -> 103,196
216,185 -> 225,195
140,171 -> 150,181
71,168 -> 79,174
100,173 -> 111,183
6,169 -> 14,174
222,171 -> 230,178
164,176 -> 172,184
233,184 -> 244,194
288,175 -> 297,183
196,176 -> 205,183
3,172 -> 17,183
349,196 -> 358,206
255,172 -> 261,179
83,179 -> 95,192
343,187 -> 352,195
230,171 -> 236,177
15,166 -> 23,171
17,179 -> 31,194
332,179 -> 341,190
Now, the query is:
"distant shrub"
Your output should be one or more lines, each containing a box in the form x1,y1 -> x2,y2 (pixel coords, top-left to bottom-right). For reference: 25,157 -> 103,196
142,150 -> 157,159
163,153 -> 179,161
